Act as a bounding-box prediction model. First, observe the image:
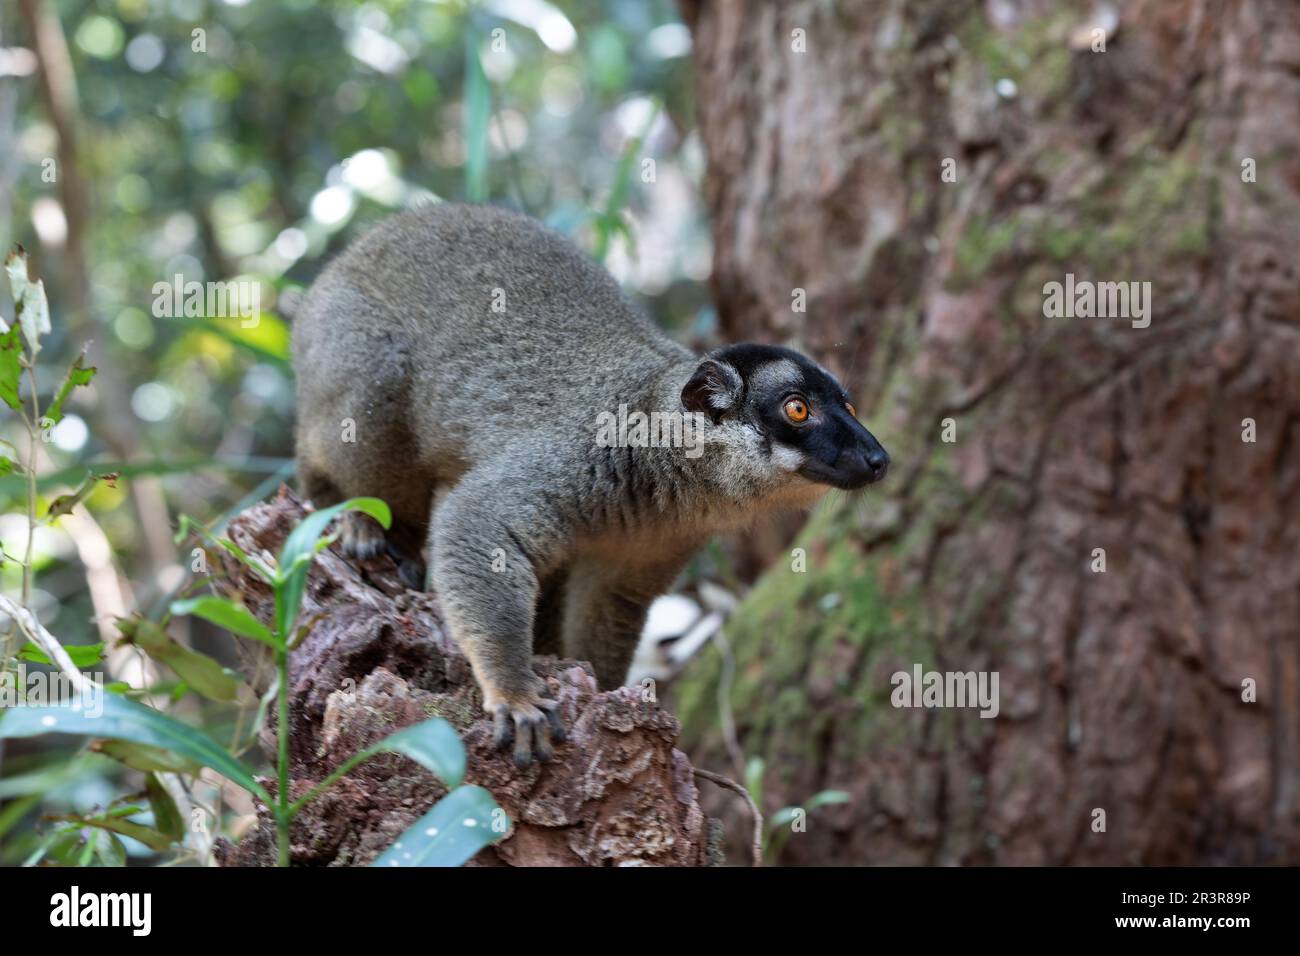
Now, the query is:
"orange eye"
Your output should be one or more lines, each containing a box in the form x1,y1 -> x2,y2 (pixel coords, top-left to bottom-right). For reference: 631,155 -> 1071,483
845,402 -> 857,418
783,397 -> 810,423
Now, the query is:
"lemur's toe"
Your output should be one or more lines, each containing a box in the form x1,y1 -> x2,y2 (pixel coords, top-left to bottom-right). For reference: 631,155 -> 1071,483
538,698 -> 566,743
492,704 -> 514,749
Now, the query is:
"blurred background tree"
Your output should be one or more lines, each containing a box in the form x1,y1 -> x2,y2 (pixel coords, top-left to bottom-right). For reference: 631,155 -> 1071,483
672,0 -> 1300,866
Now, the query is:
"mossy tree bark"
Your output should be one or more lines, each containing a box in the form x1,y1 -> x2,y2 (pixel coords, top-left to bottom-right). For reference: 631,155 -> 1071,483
674,0 -> 1300,864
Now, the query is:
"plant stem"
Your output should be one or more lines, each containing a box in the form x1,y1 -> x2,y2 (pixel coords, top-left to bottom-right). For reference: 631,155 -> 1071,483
275,643 -> 290,867
22,366 -> 38,608
288,747 -> 372,817
4,362 -> 41,663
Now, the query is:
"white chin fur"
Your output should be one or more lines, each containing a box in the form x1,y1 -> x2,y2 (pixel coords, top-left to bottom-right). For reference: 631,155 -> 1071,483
770,443 -> 805,473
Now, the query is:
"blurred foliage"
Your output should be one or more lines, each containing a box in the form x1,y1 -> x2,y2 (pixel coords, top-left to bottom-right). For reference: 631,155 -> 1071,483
0,0 -> 707,865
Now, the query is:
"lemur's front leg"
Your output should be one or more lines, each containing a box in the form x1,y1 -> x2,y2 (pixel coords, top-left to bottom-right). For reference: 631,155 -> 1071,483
430,471 -> 568,767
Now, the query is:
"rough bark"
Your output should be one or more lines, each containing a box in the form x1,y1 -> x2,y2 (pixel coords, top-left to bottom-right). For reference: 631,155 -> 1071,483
212,489 -> 717,867
674,0 -> 1300,864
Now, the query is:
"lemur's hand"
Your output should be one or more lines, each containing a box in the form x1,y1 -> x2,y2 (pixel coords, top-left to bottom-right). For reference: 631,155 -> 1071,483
485,680 -> 566,768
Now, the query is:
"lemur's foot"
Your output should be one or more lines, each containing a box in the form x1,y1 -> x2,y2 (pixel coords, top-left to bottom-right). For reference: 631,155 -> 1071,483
394,553 -> 427,591
339,512 -> 386,561
490,693 -> 566,768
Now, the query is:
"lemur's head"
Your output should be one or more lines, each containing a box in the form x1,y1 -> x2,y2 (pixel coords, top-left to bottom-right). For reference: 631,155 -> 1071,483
681,344 -> 889,491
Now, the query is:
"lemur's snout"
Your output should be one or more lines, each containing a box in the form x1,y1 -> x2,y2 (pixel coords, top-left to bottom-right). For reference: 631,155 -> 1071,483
837,443 -> 889,487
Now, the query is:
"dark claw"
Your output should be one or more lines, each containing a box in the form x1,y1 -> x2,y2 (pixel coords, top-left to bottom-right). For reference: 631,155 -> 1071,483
512,724 -> 533,768
492,697 -> 565,767
492,704 -> 514,749
539,699 -> 566,742
532,722 -> 554,763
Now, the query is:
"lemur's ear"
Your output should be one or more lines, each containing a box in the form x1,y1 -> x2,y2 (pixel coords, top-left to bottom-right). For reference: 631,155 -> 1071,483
681,358 -> 743,424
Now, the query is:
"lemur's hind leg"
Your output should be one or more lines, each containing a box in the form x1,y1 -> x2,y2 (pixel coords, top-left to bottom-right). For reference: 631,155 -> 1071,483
299,463 -> 343,510
560,554 -> 689,690
299,461 -> 428,580
533,566 -> 571,658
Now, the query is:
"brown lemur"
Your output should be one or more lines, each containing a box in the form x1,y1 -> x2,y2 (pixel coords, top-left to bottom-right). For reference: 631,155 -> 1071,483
292,203 -> 889,767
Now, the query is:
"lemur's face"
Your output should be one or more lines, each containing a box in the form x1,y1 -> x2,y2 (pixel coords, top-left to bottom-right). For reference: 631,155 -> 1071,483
682,344 -> 890,491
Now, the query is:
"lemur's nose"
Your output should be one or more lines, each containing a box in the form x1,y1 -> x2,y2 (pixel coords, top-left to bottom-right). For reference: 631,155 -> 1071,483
866,447 -> 890,478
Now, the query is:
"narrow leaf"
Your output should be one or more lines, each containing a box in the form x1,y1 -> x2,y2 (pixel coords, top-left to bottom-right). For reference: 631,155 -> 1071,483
145,773 -> 185,841
366,716 -> 466,788
93,828 -> 127,867
372,785 -> 505,868
806,789 -> 852,810
0,690 -> 268,801
276,497 -> 390,638
92,739 -> 204,776
46,471 -> 119,520
170,596 -> 277,648
116,614 -> 240,702
0,324 -> 22,411
45,352 -> 97,425
19,640 -> 105,667
60,814 -> 174,854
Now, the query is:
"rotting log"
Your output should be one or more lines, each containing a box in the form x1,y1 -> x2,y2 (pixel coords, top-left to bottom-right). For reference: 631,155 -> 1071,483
212,487 -> 719,867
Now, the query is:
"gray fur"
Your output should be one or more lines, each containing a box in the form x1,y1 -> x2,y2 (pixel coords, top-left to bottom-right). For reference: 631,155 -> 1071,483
293,203 -> 886,765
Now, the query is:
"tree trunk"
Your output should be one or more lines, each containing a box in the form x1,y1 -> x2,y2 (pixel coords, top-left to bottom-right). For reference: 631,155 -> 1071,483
674,0 -> 1300,865
213,489 -> 719,867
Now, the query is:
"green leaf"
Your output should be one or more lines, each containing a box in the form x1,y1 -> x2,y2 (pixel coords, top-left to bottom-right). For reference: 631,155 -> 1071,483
103,819 -> 169,856
45,471 -> 119,520
367,716 -> 466,787
0,753 -> 114,800
0,324 -> 23,411
145,773 -> 185,841
806,789 -> 851,810
170,595 -> 277,648
767,806 -> 799,829
745,756 -> 765,807
592,98 -> 660,261
45,352 -> 97,425
0,690 -> 268,802
275,497 -> 390,639
116,614 -> 241,702
86,832 -> 125,868
193,314 -> 291,367
57,812 -> 175,854
371,785 -> 505,868
94,829 -> 128,867
19,640 -> 105,667
0,792 -> 41,843
93,739 -> 203,776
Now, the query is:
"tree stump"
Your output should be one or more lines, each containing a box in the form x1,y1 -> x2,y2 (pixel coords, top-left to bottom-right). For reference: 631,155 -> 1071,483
212,487 -> 717,867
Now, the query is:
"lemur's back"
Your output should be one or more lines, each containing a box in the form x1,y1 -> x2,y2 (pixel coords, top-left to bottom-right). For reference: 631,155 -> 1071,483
293,202 -> 689,465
